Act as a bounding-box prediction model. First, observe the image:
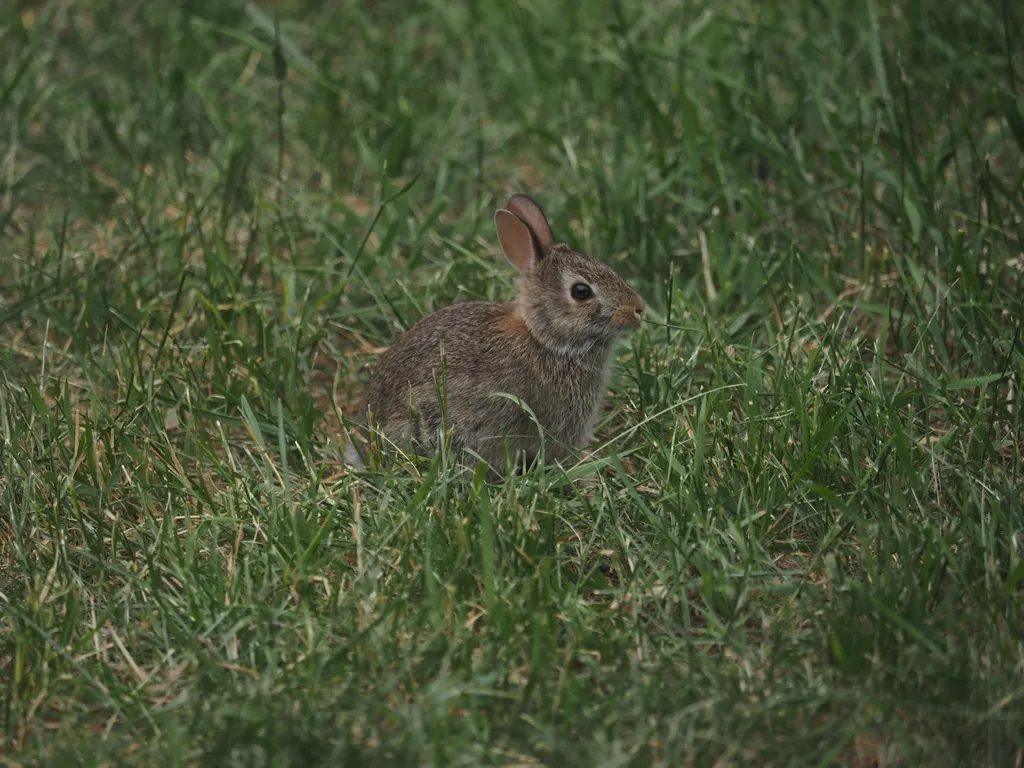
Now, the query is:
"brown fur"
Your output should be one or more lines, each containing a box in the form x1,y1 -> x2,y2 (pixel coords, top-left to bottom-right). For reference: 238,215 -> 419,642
352,194 -> 645,476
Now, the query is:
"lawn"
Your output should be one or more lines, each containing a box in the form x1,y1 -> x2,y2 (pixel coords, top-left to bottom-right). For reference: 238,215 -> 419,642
2,0 -> 1023,765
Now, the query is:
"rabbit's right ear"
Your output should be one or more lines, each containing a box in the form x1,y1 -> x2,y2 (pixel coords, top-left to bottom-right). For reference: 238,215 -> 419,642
506,194 -> 555,248
495,209 -> 541,275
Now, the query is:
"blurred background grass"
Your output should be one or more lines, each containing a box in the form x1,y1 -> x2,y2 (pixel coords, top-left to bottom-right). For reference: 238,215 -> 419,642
1,0 -> 1023,765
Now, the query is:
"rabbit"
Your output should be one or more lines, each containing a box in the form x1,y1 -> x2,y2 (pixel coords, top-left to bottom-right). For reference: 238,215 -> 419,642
346,193 -> 645,477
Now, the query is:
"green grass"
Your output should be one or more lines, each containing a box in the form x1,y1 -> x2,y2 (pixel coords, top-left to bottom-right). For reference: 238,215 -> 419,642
2,0 -> 1023,764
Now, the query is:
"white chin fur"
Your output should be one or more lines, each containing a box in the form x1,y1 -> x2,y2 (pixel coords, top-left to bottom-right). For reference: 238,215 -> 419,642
546,336 -> 603,358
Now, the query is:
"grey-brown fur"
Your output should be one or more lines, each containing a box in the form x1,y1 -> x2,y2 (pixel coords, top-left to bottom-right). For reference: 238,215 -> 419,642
349,193 -> 644,476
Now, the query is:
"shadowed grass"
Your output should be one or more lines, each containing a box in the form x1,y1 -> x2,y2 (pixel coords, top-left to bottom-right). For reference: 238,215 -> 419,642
1,0 -> 1023,765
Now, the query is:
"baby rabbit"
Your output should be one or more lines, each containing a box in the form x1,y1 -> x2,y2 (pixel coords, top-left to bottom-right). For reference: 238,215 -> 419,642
348,193 -> 645,476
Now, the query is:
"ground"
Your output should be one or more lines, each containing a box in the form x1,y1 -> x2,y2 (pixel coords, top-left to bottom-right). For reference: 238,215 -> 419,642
1,0 -> 1023,765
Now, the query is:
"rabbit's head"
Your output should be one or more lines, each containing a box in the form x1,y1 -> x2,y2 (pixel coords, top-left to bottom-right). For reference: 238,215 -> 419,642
495,194 -> 645,357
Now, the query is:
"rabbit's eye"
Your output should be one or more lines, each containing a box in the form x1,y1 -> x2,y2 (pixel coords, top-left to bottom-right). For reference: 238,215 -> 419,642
571,283 -> 593,301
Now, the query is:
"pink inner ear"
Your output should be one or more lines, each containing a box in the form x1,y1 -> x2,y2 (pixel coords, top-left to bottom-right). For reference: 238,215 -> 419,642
495,210 -> 537,275
506,194 -> 555,248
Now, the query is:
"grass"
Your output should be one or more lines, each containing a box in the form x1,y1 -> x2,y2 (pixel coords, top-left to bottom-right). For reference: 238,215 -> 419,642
1,0 -> 1023,764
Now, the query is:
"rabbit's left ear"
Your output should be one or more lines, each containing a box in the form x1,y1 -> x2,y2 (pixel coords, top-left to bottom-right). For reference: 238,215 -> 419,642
495,209 -> 541,275
505,193 -> 555,249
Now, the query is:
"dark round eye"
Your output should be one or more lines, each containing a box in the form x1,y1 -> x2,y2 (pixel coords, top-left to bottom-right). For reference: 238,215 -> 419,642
571,283 -> 593,301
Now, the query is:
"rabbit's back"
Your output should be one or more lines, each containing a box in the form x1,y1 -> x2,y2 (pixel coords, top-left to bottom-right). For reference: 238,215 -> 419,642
360,300 -> 613,467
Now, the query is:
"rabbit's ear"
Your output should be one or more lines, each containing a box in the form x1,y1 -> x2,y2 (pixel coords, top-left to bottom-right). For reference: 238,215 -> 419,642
495,209 -> 540,274
506,194 -> 555,248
